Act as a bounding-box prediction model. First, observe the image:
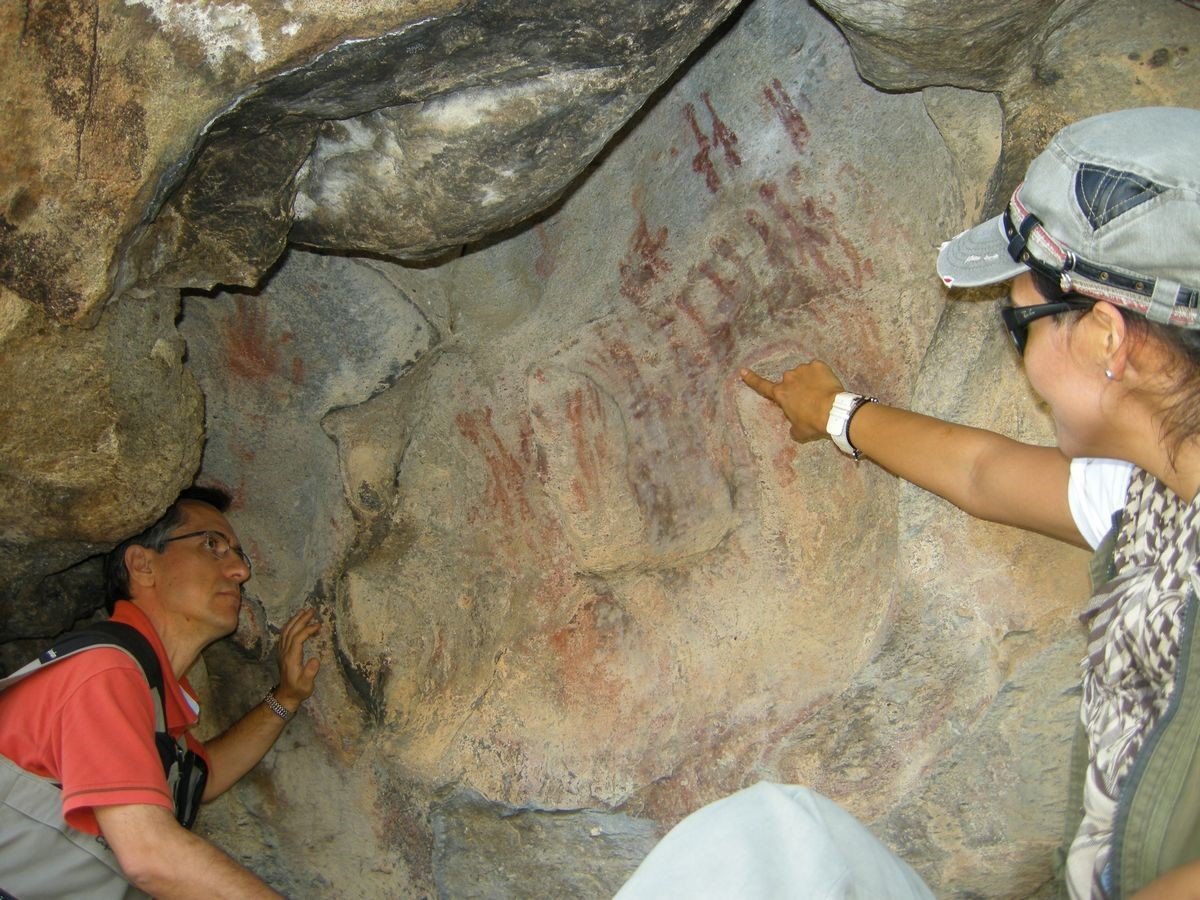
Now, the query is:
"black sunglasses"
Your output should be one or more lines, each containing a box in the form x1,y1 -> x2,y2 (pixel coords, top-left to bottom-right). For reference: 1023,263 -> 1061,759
1000,298 -> 1093,357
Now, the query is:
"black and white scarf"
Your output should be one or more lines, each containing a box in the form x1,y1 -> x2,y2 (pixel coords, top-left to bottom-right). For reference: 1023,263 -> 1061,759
1067,467 -> 1200,898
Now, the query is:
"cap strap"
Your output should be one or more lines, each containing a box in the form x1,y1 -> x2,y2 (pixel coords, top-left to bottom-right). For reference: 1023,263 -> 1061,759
1149,278 -> 1184,326
1006,211 -> 1038,261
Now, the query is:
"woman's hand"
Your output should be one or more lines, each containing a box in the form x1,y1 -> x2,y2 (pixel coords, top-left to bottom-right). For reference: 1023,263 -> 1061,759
740,361 -> 845,444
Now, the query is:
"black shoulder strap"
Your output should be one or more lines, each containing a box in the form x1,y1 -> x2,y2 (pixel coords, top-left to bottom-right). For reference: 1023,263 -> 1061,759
1,621 -> 169,732
48,622 -> 165,699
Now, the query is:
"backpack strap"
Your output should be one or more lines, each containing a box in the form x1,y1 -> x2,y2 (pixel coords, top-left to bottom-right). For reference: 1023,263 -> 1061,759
0,621 -> 208,828
1,622 -> 168,734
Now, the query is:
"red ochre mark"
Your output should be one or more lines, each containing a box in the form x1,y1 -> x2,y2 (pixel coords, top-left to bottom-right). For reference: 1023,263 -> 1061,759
672,289 -> 708,332
773,443 -> 798,488
548,597 -> 624,703
565,384 -> 609,508
455,407 -> 533,527
597,335 -> 660,422
739,207 -> 809,322
290,356 -> 305,385
763,79 -> 810,154
705,93 -> 741,170
619,212 -> 671,306
222,296 -> 279,381
757,182 -> 869,290
684,92 -> 741,193
698,257 -> 745,331
429,627 -> 446,673
682,263 -> 741,369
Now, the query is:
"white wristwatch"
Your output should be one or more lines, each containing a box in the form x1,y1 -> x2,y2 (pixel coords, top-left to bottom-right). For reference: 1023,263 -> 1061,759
825,391 -> 877,460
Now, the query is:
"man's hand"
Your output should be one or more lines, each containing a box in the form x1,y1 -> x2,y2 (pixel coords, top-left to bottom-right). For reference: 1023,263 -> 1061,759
274,607 -> 321,709
201,608 -> 322,800
740,361 -> 845,444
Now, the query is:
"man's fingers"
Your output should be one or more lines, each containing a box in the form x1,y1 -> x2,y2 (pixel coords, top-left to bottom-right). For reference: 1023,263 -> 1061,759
281,608 -> 318,640
740,367 -> 777,401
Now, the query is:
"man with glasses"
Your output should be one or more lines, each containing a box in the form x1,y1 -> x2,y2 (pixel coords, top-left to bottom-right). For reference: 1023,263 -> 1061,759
0,486 -> 320,898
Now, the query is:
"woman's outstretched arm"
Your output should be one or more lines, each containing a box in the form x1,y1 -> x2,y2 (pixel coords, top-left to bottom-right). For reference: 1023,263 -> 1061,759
741,361 -> 1087,548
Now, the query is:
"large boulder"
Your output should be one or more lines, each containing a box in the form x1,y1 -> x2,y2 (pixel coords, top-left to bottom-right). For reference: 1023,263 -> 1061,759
1,0 -> 743,324
811,0 -> 1093,90
0,291 -> 201,638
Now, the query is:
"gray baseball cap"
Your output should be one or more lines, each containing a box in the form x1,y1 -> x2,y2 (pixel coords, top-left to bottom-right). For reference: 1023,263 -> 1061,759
936,107 -> 1200,328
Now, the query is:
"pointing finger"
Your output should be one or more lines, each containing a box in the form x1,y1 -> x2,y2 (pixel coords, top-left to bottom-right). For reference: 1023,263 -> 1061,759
740,367 -> 777,401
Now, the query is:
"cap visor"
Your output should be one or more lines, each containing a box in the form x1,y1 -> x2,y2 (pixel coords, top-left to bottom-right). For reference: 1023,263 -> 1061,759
936,214 -> 1027,288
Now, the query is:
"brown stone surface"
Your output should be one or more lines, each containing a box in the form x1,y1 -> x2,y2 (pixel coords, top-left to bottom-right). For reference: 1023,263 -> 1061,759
0,290 -> 202,636
1,0 -> 741,323
811,0 -> 1093,91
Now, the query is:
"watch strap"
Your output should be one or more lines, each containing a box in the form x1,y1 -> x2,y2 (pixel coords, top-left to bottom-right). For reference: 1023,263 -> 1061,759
825,392 -> 878,460
264,687 -> 293,722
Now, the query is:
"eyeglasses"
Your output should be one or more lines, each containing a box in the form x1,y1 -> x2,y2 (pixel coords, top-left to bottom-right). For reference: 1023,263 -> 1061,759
1000,298 -> 1092,356
163,530 -> 252,572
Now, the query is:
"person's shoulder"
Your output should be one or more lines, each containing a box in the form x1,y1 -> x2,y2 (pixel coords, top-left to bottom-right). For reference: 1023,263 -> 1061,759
1068,458 -> 1136,549
59,645 -> 148,675
11,645 -> 149,696
0,645 -> 152,732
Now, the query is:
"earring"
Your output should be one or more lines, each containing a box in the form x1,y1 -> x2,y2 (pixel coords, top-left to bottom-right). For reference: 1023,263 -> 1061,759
1104,369 -> 1114,380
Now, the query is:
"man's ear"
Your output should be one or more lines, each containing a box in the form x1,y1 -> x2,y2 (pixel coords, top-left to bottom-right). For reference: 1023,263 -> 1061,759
124,545 -> 156,588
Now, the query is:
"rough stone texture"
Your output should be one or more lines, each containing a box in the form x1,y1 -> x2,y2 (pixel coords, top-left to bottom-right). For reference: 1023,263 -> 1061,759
178,250 -> 439,630
430,789 -> 660,898
1,0 -> 741,325
0,291 -> 202,640
3,0 -> 1200,898
811,0 -> 1092,91
184,1 -> 1197,896
0,0 -> 740,653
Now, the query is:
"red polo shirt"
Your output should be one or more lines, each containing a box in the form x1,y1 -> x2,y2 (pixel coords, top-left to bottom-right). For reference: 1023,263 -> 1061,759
0,601 -> 209,834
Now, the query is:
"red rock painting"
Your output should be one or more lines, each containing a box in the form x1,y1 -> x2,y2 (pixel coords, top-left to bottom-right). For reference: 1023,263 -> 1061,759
683,92 -> 741,193
221,296 -> 281,381
763,78 -> 810,154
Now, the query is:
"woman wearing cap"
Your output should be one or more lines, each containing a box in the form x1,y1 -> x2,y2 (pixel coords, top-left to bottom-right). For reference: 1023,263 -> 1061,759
619,108 -> 1200,899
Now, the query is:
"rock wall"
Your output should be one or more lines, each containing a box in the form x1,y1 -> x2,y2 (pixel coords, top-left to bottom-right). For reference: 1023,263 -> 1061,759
3,0 -> 1200,897
0,0 -> 740,629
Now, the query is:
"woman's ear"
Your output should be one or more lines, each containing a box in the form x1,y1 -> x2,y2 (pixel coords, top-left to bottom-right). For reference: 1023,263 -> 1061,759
1089,301 -> 1131,380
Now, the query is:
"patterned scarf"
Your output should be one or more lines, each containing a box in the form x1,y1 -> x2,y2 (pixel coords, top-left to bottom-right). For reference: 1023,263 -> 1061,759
1067,467 -> 1200,899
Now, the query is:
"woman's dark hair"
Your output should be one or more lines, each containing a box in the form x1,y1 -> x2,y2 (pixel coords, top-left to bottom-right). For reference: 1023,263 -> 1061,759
1123,317 -> 1200,461
1031,270 -> 1200,460
102,486 -> 233,612
1029,270 -> 1068,304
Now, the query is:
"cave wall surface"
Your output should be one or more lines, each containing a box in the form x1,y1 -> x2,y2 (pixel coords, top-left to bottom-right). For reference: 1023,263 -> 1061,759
0,0 -> 740,637
4,0 -> 1200,897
